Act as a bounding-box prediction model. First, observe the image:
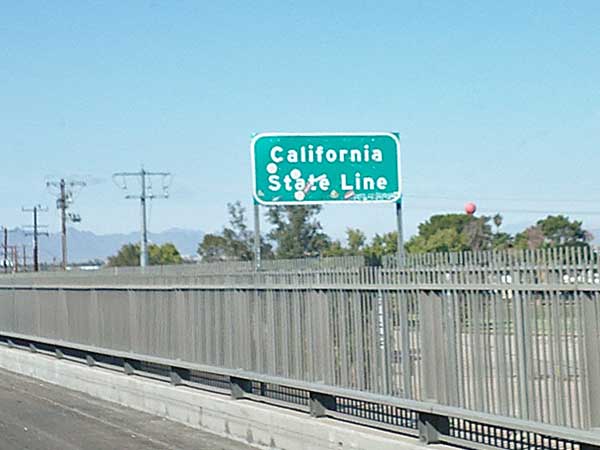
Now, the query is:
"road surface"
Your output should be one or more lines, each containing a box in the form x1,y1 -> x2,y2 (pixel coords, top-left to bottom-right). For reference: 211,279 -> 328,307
0,367 -> 253,450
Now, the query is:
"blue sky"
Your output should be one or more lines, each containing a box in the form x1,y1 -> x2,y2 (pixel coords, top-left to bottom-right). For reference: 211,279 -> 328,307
1,1 -> 600,242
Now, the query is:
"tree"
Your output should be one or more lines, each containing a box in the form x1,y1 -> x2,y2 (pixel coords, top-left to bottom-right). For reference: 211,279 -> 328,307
107,243 -> 139,267
537,215 -> 590,247
492,232 -> 514,250
514,226 -> 545,250
150,243 -> 183,265
347,228 -> 366,255
405,213 -> 492,253
322,240 -> 345,257
107,242 -> 183,267
322,228 -> 367,257
414,214 -> 475,241
490,213 -> 513,250
515,215 -> 591,249
197,201 -> 272,262
406,228 -> 465,253
463,217 -> 493,251
493,213 -> 503,233
364,231 -> 398,260
223,201 -> 253,260
267,205 -> 330,258
197,234 -> 229,262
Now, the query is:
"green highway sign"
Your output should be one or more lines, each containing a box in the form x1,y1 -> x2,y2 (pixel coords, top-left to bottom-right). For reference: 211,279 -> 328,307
251,132 -> 401,205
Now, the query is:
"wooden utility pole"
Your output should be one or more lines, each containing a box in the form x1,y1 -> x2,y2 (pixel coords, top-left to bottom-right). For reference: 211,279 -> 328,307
3,227 -> 7,273
22,205 -> 49,272
12,246 -> 18,272
46,178 -> 85,270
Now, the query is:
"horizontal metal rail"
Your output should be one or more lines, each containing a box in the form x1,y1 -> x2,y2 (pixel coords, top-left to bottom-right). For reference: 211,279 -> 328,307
2,283 -> 600,291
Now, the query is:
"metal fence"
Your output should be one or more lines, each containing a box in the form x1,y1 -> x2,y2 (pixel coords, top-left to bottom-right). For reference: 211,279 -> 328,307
0,248 -> 599,447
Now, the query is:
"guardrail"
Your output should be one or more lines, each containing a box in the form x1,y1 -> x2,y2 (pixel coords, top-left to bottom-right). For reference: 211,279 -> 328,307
0,248 -> 599,450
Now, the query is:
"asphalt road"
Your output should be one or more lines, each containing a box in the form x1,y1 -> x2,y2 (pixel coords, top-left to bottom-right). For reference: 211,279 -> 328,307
0,368 -> 253,450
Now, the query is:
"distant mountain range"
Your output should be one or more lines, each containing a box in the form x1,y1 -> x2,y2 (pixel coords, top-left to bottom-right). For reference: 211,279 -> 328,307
4,227 -> 204,263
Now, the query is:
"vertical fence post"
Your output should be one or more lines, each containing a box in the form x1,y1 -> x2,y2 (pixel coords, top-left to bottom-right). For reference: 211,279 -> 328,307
514,290 -> 530,420
378,286 -> 393,395
399,290 -> 412,398
420,290 -> 447,403
583,292 -> 600,427
444,291 -> 459,406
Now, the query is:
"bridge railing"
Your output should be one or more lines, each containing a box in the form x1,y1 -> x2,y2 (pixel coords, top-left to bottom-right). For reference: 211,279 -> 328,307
0,248 -> 599,449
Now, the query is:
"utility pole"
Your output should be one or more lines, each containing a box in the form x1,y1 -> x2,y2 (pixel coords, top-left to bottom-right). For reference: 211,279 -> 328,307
113,167 -> 171,267
22,244 -> 27,271
47,178 -> 86,270
22,205 -> 49,272
140,170 -> 148,267
2,227 -> 7,273
11,246 -> 18,273
60,179 -> 67,268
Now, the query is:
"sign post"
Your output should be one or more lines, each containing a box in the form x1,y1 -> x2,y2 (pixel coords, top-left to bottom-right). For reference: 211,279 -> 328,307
396,200 -> 405,267
253,201 -> 261,271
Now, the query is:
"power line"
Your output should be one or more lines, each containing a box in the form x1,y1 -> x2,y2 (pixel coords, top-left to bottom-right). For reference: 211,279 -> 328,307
112,166 -> 171,267
22,205 -> 49,272
402,201 -> 600,217
404,193 -> 600,204
46,178 -> 86,270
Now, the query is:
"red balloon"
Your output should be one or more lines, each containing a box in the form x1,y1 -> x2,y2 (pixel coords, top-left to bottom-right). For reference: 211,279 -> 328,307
465,202 -> 477,215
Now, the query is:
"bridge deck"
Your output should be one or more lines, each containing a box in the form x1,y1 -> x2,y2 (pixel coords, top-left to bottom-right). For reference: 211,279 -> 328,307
0,367 -> 252,450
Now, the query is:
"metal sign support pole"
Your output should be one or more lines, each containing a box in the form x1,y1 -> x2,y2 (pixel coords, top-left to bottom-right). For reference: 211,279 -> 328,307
396,199 -> 404,267
254,202 -> 261,271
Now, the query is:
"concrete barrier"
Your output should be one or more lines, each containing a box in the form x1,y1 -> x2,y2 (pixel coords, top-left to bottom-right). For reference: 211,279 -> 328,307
0,346 -> 444,450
